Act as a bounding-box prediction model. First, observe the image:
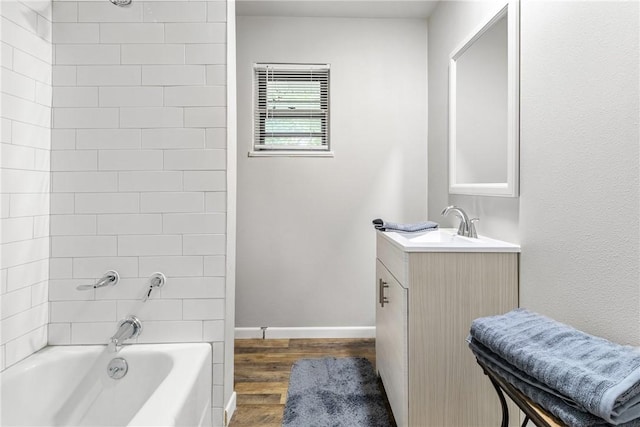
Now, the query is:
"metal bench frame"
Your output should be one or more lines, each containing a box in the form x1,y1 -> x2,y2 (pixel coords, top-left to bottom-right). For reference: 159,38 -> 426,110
476,358 -> 564,427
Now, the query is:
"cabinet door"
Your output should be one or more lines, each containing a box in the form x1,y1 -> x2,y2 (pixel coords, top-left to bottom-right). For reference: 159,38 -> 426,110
408,252 -> 519,427
375,260 -> 408,427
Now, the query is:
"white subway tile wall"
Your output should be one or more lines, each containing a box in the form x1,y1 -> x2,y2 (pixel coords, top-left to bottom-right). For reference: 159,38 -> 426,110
0,0 -> 52,371
53,1 -> 227,424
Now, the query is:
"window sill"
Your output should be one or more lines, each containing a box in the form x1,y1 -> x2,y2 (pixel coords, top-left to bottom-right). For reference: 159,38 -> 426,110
248,150 -> 335,158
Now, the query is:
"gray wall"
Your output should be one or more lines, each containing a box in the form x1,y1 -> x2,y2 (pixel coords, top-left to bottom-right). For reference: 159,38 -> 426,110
236,16 -> 428,328
428,1 -> 639,344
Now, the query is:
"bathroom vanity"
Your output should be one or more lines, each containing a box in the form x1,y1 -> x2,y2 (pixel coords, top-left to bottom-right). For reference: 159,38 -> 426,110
375,229 -> 520,427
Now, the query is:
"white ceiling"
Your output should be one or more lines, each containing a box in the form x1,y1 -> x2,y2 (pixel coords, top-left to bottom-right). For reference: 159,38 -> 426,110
236,0 -> 439,19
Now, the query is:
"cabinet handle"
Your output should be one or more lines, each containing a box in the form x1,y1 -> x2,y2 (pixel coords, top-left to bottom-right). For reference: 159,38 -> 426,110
379,278 -> 389,307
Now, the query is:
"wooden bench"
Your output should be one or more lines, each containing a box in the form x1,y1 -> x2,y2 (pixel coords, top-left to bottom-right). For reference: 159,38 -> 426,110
476,358 -> 565,427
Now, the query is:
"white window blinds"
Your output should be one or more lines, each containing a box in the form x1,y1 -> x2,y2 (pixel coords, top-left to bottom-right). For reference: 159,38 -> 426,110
253,63 -> 330,151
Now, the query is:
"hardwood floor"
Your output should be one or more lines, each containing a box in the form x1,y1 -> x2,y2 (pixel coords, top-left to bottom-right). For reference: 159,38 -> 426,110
229,338 -> 381,427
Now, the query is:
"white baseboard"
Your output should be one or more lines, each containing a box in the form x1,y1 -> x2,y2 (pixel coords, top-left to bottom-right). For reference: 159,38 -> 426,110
234,326 -> 375,339
224,391 -> 236,427
234,327 -> 264,339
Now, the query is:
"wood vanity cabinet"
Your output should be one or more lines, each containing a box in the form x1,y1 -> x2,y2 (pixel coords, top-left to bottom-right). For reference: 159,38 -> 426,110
375,232 -> 519,427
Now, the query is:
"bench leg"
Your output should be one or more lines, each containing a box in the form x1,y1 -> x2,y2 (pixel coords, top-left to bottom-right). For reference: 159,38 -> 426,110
488,375 -> 509,427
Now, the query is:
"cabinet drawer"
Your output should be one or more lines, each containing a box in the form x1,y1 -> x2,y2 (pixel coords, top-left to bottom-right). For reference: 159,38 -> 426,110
376,232 -> 408,287
376,260 -> 408,427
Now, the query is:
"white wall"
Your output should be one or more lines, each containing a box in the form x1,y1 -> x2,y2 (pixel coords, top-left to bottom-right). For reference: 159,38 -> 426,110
0,0 -> 52,371
518,1 -> 639,344
45,1 -> 231,424
428,1 -> 640,344
236,16 -> 428,329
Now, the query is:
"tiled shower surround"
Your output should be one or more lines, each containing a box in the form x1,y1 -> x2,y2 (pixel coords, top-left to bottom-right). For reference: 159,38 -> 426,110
1,0 -> 52,371
1,0 -> 230,424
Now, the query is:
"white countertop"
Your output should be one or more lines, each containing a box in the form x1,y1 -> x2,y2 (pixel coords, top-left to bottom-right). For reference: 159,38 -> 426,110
378,228 -> 521,253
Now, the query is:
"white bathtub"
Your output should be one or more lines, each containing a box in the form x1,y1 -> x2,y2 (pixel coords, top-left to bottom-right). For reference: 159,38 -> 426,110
0,343 -> 212,427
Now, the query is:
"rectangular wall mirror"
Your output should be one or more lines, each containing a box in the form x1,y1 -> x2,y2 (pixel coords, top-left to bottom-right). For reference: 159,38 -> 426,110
448,1 -> 519,197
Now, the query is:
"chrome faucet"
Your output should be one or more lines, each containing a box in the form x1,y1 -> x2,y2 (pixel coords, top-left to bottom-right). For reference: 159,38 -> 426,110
109,315 -> 142,352
441,205 -> 478,238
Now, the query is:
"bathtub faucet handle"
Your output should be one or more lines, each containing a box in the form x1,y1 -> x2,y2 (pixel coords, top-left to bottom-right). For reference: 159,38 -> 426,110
142,272 -> 166,302
77,270 -> 119,291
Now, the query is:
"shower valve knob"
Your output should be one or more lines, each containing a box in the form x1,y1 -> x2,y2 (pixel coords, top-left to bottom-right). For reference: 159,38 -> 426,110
142,272 -> 166,302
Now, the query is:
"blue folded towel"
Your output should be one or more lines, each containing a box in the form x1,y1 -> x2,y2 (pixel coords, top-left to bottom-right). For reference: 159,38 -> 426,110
470,339 -> 635,426
469,308 -> 640,425
372,218 -> 438,233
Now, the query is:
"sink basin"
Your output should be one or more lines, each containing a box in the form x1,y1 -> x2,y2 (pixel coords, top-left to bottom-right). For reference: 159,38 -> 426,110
403,229 -> 473,244
381,228 -> 520,252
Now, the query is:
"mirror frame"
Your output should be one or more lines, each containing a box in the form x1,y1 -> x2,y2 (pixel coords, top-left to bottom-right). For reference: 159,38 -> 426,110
448,1 -> 519,197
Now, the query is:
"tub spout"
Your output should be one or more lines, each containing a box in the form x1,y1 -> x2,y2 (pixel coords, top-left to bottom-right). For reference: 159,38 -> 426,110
109,316 -> 142,352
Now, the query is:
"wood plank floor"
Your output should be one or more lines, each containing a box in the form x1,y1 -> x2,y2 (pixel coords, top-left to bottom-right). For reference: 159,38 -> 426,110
229,338 -> 391,427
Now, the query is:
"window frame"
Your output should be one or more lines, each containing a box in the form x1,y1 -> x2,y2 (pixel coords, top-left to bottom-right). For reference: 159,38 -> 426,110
250,63 -> 332,157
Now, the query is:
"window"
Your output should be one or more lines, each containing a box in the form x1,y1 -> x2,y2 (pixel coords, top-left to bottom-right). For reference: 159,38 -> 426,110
253,63 -> 330,154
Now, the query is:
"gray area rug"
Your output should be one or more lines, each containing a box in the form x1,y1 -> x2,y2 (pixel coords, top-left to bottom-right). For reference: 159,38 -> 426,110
282,357 -> 394,427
